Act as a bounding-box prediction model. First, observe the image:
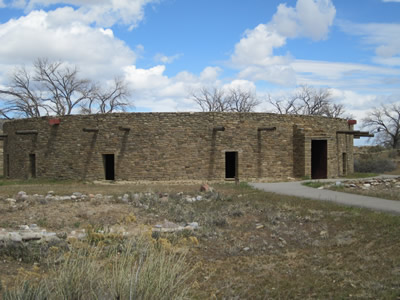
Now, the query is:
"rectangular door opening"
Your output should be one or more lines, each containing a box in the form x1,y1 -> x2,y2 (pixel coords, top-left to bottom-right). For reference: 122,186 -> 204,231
225,152 -> 238,179
342,153 -> 347,176
103,154 -> 115,180
311,140 -> 327,179
29,154 -> 36,178
5,154 -> 10,177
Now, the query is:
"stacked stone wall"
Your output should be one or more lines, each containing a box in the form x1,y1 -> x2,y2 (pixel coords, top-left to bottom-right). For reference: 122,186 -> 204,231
0,119 -> 5,175
3,112 -> 353,181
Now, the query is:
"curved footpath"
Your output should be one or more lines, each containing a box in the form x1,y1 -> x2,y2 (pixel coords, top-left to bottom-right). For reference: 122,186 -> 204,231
250,175 -> 400,215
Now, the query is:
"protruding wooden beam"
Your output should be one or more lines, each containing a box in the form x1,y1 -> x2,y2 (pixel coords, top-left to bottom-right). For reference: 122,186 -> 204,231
0,134 -> 7,140
213,126 -> 225,131
15,130 -> 38,135
336,130 -> 374,138
82,128 -> 99,133
118,126 -> 131,131
258,127 -> 276,132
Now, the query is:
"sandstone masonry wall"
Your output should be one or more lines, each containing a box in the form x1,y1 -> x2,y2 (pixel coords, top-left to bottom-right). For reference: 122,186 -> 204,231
0,119 -> 5,175
3,112 -> 354,181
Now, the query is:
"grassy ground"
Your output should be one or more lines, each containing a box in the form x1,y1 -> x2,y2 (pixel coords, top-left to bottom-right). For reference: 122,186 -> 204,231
1,180 -> 400,299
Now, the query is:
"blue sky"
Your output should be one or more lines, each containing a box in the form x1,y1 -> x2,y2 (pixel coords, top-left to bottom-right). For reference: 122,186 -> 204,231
0,0 -> 399,144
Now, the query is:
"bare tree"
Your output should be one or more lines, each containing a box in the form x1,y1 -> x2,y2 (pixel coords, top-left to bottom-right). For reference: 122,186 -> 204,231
268,85 -> 345,118
227,87 -> 260,112
0,66 -> 46,119
267,95 -> 299,115
363,104 -> 400,149
192,87 -> 228,112
0,58 -> 132,118
83,78 -> 132,114
34,58 -> 96,116
192,86 -> 260,112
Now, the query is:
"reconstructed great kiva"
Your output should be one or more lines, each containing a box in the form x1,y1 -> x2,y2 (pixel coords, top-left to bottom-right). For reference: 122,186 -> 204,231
1,112 -> 371,181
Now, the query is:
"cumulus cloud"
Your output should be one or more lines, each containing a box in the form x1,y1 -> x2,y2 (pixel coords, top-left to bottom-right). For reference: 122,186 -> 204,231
231,0 -> 336,85
199,66 -> 222,83
271,0 -> 336,40
7,0 -> 157,28
0,8 -> 136,79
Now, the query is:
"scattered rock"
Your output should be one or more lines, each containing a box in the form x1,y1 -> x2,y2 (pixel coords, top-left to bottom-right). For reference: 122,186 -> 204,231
5,198 -> 16,205
200,184 -> 211,192
16,191 -> 28,202
153,220 -> 199,233
121,194 -> 130,203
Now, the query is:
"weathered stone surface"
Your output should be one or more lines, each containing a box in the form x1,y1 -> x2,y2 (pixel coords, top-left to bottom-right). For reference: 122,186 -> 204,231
3,112 -> 354,181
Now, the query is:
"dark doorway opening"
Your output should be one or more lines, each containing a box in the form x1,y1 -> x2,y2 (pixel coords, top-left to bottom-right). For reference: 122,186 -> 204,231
5,154 -> 10,177
225,152 -> 238,179
29,154 -> 36,178
342,153 -> 347,176
103,154 -> 115,180
311,140 -> 327,179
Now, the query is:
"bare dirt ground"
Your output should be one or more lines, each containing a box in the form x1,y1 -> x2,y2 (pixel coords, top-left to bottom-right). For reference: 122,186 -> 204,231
1,180 -> 400,299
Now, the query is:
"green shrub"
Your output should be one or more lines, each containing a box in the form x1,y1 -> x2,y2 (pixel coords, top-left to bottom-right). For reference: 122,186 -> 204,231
354,158 -> 396,173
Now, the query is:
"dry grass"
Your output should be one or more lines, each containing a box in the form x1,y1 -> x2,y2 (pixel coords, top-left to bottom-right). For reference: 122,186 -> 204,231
1,180 -> 400,299
2,235 -> 192,300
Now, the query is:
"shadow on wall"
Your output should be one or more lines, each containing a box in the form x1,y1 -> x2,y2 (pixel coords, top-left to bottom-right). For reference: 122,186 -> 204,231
82,132 -> 98,180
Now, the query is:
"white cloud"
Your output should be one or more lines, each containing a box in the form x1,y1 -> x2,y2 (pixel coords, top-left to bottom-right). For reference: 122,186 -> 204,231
382,0 -> 400,2
0,8 -> 136,79
8,0 -> 158,28
340,22 -> 400,66
291,59 -> 400,92
238,65 -> 296,86
222,79 -> 256,93
230,0 -> 335,85
154,53 -> 182,64
272,0 -> 336,40
123,65 -> 246,112
0,0 -> 5,7
199,66 -> 222,83
373,56 -> 400,66
231,24 -> 289,67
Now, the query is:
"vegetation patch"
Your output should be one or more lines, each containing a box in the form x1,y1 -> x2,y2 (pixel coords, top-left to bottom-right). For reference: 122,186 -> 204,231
1,180 -> 400,298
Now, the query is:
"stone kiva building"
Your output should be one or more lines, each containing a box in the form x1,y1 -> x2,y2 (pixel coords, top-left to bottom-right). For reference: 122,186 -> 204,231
1,113 -> 372,181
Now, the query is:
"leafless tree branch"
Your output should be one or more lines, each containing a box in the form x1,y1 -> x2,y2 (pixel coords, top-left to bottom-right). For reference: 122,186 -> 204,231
268,85 -> 346,118
363,104 -> 400,149
0,58 -> 133,118
192,86 -> 260,112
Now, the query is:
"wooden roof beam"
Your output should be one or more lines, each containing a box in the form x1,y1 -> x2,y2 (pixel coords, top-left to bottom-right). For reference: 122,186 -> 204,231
258,127 -> 276,132
15,130 -> 38,135
82,128 -> 99,133
336,130 -> 374,138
